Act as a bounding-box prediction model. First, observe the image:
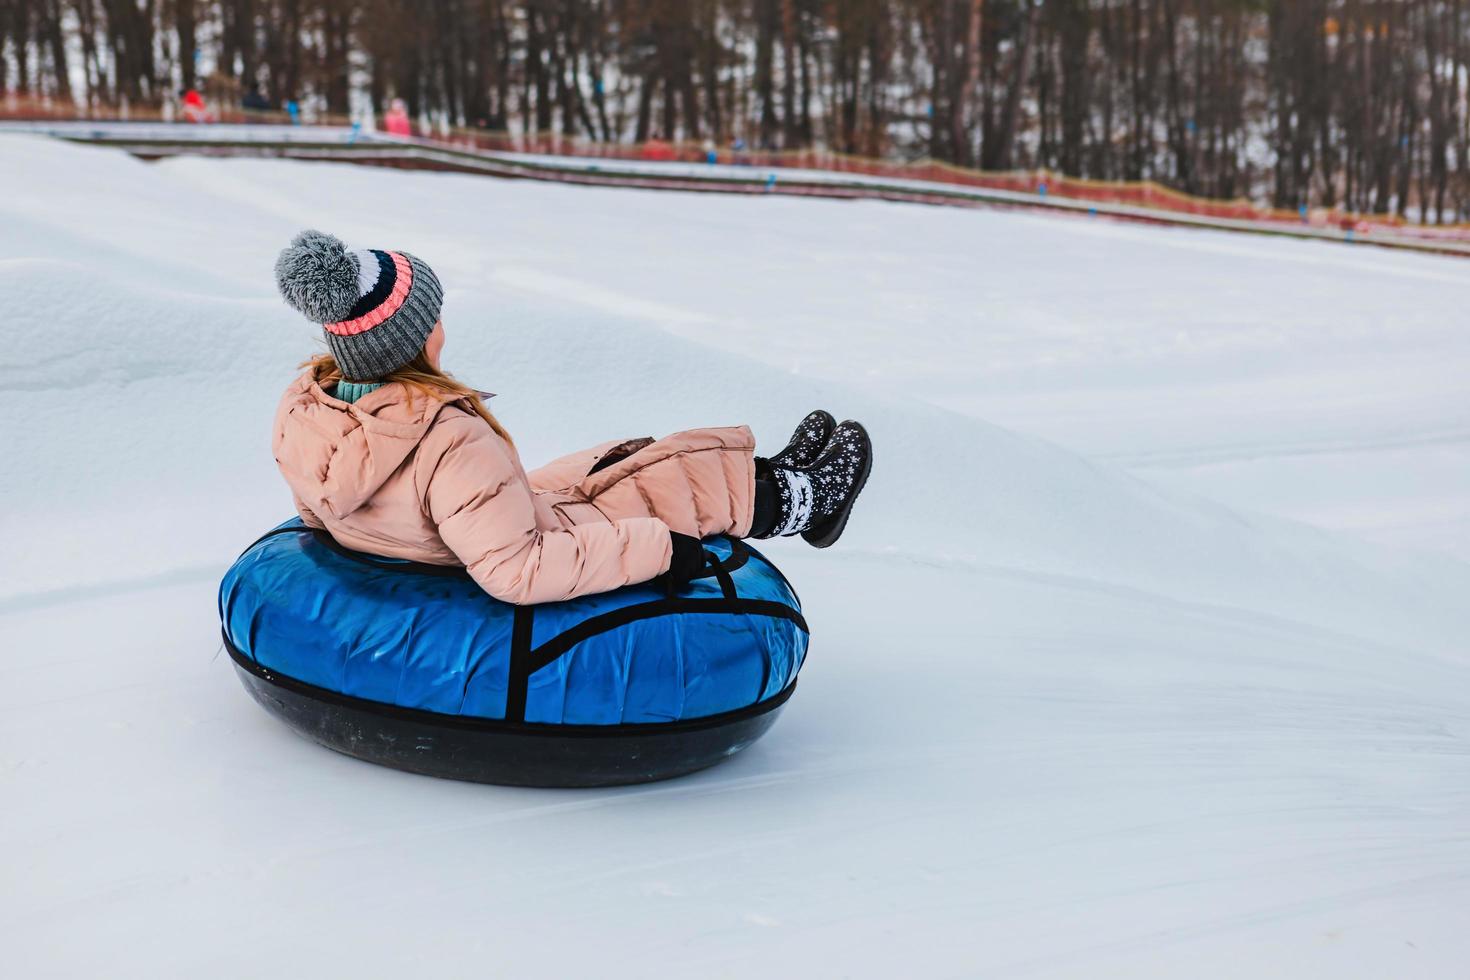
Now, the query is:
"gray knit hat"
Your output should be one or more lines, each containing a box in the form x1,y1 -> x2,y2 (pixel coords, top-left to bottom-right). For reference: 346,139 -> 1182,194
274,229 -> 444,382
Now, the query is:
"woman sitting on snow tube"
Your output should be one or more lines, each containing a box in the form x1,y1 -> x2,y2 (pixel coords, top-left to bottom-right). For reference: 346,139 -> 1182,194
220,230 -> 873,786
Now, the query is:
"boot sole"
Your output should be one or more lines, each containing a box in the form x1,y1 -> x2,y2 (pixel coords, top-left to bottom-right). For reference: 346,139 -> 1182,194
801,422 -> 872,549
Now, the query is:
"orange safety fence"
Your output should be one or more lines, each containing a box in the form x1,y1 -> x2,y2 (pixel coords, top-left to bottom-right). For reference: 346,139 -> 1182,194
429,128 -> 1470,244
0,91 -> 351,129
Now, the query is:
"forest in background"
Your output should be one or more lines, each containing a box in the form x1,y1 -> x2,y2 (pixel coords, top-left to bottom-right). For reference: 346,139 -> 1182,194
2,1 -> 1467,221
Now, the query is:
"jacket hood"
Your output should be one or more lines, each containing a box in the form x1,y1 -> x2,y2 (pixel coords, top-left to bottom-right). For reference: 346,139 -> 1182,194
275,372 -> 461,519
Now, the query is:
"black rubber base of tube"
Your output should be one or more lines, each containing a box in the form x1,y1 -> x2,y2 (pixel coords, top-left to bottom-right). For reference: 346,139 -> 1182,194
231,655 -> 791,788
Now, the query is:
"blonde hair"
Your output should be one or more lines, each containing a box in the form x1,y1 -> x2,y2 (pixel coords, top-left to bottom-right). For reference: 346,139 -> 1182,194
304,351 -> 514,446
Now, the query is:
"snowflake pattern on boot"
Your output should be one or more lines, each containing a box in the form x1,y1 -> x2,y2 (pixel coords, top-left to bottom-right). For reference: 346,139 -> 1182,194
768,410 -> 836,471
768,421 -> 871,537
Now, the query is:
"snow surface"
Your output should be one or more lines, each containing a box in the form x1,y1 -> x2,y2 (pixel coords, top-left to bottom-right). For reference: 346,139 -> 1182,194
2,134 -> 1468,978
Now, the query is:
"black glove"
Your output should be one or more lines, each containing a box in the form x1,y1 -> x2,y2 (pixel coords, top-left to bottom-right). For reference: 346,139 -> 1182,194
657,532 -> 706,596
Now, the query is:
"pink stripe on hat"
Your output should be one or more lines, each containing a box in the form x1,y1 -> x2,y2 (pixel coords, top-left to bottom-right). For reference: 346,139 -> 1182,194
324,252 -> 413,337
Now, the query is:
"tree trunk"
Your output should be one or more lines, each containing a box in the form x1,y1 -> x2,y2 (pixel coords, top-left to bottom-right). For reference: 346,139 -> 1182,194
989,0 -> 1039,170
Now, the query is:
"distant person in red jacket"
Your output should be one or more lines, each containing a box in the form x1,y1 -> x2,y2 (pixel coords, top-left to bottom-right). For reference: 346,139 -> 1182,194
181,89 -> 214,124
383,99 -> 413,137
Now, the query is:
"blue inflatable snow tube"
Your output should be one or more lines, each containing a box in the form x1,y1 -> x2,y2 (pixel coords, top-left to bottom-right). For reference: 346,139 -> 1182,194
219,520 -> 809,786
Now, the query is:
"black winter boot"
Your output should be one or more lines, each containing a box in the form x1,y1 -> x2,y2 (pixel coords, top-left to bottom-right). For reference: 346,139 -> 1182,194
799,421 -> 872,548
763,410 -> 836,472
751,421 -> 872,548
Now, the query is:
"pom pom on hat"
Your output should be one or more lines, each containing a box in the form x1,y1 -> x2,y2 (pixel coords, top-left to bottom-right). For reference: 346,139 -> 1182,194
274,229 -> 362,324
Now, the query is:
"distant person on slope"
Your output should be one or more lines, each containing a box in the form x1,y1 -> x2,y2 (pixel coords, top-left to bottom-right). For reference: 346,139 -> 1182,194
270,230 -> 872,605
241,83 -> 272,114
180,88 -> 214,124
382,99 -> 413,136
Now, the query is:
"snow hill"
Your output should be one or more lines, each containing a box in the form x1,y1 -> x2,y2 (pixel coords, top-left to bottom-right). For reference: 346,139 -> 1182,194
2,134 -> 1468,978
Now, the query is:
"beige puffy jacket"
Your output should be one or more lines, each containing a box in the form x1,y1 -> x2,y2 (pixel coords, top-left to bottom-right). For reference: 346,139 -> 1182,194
272,372 -> 756,604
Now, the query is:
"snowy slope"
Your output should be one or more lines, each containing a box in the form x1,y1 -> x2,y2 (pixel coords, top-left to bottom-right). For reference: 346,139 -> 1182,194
2,134 -> 1469,978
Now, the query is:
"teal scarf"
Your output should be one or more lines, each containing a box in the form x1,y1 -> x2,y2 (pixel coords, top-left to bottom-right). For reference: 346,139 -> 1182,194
334,380 -> 384,404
